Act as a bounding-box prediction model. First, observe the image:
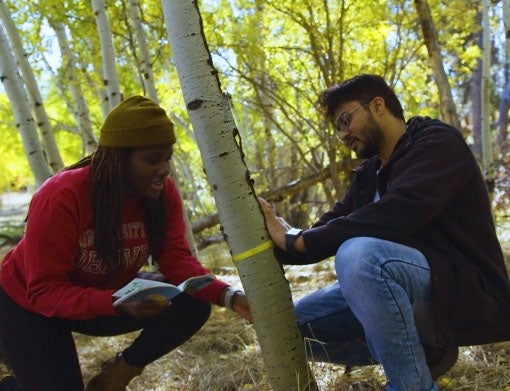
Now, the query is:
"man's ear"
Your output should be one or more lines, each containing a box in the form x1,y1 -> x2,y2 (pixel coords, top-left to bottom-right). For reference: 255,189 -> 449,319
370,96 -> 385,116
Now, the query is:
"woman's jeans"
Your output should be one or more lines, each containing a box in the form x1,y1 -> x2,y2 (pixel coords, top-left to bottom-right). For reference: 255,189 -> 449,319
0,284 -> 211,391
295,237 -> 438,391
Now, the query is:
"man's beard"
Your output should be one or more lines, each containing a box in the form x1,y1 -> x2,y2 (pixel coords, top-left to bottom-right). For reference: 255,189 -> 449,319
356,115 -> 383,159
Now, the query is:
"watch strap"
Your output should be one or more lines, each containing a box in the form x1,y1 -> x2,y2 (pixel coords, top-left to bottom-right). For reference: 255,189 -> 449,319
285,228 -> 303,256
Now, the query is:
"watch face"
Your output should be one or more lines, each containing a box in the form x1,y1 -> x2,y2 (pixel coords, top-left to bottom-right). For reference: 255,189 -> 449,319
286,227 -> 302,236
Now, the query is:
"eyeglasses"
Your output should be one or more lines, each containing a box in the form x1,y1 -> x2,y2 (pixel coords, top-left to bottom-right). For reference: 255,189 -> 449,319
334,105 -> 363,132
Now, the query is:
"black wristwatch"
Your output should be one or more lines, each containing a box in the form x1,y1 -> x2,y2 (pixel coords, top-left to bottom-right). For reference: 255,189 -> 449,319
285,227 -> 304,256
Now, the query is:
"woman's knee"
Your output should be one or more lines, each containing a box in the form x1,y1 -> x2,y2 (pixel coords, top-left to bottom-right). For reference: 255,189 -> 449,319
187,297 -> 212,329
159,294 -> 211,332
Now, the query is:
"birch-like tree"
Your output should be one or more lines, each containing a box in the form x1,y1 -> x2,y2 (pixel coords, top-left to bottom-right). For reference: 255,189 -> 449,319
481,0 -> 494,195
497,0 -> 510,147
470,12 -> 483,162
163,1 -> 316,390
414,0 -> 461,129
127,0 -> 158,100
50,20 -> 97,155
0,0 -> 64,172
0,23 -> 52,186
91,0 -> 121,108
81,38 -> 111,119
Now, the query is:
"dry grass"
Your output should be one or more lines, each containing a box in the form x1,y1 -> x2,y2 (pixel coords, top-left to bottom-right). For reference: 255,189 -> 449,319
1,243 -> 510,390
76,308 -> 269,391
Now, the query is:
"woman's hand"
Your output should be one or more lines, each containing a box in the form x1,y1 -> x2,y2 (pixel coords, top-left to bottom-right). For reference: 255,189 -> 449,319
231,292 -> 252,323
116,300 -> 170,319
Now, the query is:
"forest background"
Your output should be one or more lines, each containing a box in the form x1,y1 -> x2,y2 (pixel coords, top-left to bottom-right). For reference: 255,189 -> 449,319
1,0 -> 509,228
1,0 -> 510,389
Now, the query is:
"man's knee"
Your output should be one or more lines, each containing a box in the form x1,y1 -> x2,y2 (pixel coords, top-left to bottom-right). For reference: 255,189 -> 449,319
336,238 -> 376,283
336,237 -> 382,265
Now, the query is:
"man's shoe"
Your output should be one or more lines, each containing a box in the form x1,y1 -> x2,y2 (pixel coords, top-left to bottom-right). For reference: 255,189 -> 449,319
425,345 -> 459,380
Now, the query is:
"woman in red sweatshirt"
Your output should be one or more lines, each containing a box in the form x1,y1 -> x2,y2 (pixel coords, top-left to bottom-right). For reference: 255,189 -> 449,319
0,96 -> 250,391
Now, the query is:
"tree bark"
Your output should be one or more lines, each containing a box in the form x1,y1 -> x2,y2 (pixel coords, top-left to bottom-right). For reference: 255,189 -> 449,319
50,20 -> 97,154
481,0 -> 495,195
91,0 -> 121,108
163,1 -> 317,389
497,0 -> 510,147
126,0 -> 159,101
0,0 -> 64,173
414,0 -> 461,129
471,12 -> 483,161
0,23 -> 52,186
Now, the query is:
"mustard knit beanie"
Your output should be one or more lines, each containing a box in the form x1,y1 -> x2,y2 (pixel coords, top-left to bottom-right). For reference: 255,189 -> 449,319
99,96 -> 176,147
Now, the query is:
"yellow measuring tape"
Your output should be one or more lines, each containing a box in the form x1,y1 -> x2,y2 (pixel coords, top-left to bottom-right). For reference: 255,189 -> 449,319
232,240 -> 273,262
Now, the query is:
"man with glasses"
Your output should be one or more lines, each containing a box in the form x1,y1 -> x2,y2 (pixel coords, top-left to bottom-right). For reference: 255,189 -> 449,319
258,74 -> 510,391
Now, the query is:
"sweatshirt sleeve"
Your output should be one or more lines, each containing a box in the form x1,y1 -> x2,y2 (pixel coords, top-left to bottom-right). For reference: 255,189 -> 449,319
14,183 -> 117,319
155,178 -> 228,304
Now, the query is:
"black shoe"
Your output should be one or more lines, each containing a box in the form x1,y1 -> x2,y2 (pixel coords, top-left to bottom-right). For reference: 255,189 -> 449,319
425,345 -> 459,380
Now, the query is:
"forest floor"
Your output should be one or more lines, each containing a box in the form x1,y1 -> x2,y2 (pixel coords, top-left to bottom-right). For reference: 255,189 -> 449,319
1,192 -> 510,390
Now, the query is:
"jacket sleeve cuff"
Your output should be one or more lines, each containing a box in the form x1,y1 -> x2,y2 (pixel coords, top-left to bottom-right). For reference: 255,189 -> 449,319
273,245 -> 313,265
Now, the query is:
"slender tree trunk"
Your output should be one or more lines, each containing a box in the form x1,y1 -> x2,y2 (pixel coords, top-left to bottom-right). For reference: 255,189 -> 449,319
50,20 -> 97,154
0,0 -> 64,172
471,11 -> 483,160
91,0 -> 121,108
163,1 -> 317,389
0,24 -> 52,186
126,0 -> 159,100
481,0 -> 495,196
414,0 -> 461,129
497,0 -> 510,147
497,85 -> 510,150
84,40 -> 110,119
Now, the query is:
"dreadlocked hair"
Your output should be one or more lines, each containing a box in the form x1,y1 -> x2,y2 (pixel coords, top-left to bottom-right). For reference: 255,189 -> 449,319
63,146 -> 166,278
64,155 -> 93,170
89,146 -> 127,276
64,147 -> 167,276
142,194 -> 167,261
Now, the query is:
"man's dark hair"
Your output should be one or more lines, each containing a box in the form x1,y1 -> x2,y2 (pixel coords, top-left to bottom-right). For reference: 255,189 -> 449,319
318,74 -> 405,121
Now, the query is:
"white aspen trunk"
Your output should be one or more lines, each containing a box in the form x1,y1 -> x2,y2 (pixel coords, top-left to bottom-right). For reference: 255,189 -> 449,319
82,40 -> 110,119
127,0 -> 158,101
481,0 -> 494,196
51,21 -> 97,155
0,0 -> 64,172
91,0 -> 121,108
163,1 -> 316,390
0,24 -> 52,187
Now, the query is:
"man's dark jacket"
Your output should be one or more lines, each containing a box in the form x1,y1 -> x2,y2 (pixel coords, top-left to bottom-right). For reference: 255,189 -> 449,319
283,116 -> 510,346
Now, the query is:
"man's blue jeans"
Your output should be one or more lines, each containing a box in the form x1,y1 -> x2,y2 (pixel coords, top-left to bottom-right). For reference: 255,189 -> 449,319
295,237 -> 438,391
